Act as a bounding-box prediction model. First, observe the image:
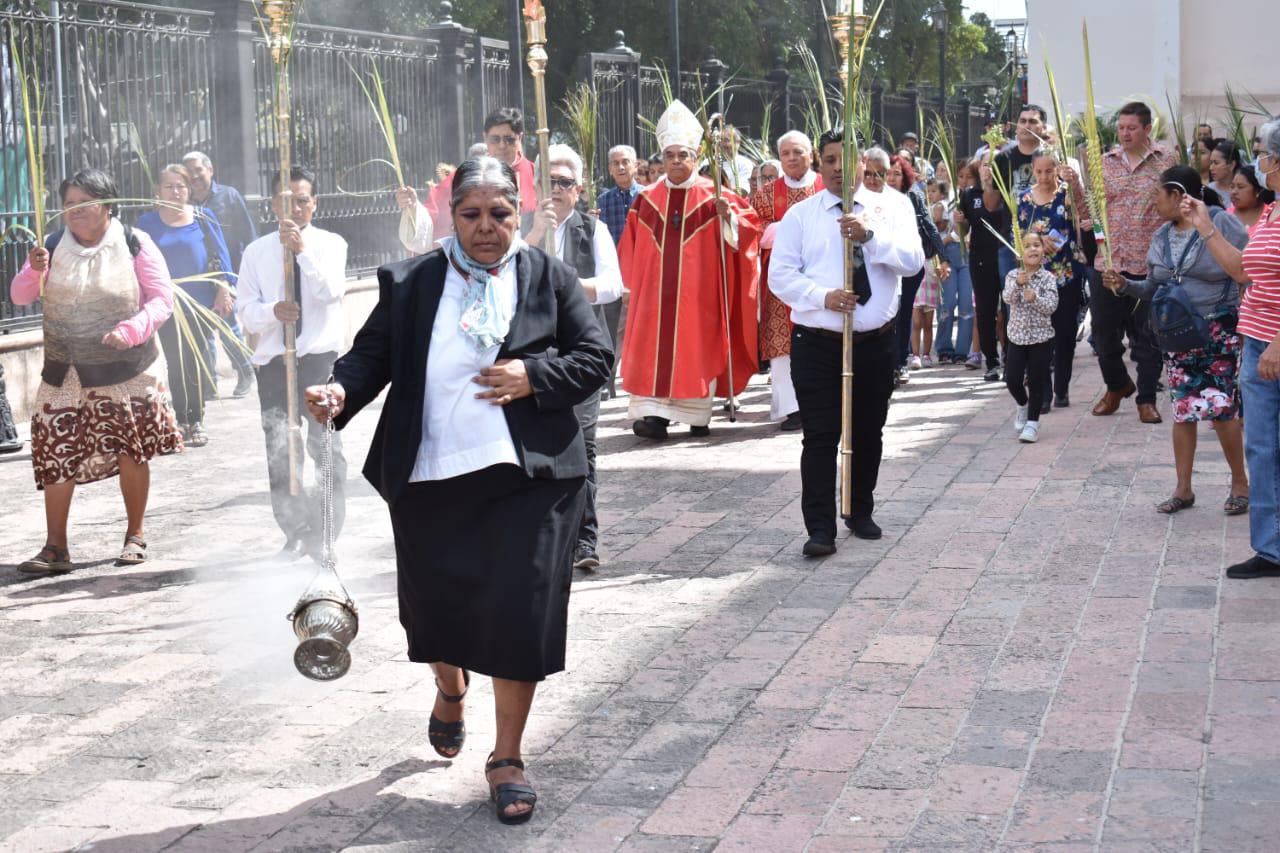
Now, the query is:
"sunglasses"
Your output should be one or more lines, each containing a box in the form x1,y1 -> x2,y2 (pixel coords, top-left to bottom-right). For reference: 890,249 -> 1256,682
487,134 -> 518,146
549,177 -> 577,191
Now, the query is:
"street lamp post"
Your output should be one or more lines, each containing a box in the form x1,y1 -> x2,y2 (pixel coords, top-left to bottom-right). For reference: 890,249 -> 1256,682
931,4 -> 947,124
1004,26 -> 1018,123
669,0 -> 680,84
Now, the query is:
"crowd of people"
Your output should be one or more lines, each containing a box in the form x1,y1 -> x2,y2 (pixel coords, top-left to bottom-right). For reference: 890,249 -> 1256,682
7,92 -> 1280,825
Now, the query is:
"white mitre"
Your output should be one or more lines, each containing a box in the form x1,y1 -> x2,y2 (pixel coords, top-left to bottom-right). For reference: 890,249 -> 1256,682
656,99 -> 703,152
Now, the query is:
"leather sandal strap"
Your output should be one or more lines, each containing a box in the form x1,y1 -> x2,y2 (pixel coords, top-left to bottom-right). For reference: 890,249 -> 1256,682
486,757 -> 525,772
434,677 -> 468,704
124,535 -> 147,548
39,545 -> 69,561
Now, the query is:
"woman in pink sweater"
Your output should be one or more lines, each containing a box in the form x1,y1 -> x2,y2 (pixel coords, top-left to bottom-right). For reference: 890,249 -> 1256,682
10,169 -> 184,573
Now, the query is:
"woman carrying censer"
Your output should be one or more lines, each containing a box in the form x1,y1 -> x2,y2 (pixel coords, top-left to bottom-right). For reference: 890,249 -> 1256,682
304,156 -> 612,824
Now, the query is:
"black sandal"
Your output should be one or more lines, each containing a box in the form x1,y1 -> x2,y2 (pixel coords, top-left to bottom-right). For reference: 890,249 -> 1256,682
428,670 -> 469,758
485,755 -> 537,825
1156,495 -> 1195,514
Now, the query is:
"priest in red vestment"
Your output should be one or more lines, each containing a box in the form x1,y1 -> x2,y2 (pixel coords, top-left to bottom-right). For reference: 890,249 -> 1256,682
750,129 -> 824,430
619,100 -> 762,440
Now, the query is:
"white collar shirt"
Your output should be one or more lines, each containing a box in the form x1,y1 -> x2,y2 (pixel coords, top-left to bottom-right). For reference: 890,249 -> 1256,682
768,186 -> 924,333
409,258 -> 520,482
552,215 -> 625,305
235,225 -> 349,364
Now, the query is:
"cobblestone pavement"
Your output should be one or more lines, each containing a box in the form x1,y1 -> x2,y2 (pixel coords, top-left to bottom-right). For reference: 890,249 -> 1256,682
1,350 -> 1275,852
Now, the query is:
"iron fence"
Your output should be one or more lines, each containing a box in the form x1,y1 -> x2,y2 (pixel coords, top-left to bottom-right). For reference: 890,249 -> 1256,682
2,0 -> 992,334
251,23 -> 445,273
2,0 -> 216,332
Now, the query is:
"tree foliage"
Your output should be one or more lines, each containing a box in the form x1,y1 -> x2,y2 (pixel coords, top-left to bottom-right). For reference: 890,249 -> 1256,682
178,0 -> 1012,109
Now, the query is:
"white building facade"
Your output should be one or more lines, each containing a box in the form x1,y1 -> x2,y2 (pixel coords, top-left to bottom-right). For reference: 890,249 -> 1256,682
1025,0 -> 1276,140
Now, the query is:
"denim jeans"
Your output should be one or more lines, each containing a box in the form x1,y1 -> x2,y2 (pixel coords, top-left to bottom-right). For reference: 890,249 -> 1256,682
997,245 -> 1019,283
936,242 -> 973,357
1241,336 -> 1280,562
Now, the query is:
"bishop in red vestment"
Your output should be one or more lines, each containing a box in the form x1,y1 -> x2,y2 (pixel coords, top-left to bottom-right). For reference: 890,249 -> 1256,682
619,100 -> 761,440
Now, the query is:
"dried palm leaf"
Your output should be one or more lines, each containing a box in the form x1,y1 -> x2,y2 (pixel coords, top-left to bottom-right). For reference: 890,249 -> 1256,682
1080,21 -> 1112,269
560,83 -> 600,206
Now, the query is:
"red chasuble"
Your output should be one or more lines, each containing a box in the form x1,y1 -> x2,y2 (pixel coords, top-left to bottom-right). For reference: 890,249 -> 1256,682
619,176 -> 762,400
750,174 -> 824,360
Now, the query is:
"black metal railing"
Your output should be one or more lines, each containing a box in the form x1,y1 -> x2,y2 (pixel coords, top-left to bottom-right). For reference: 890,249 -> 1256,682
2,2 -> 994,334
251,22 -> 445,273
2,0 -> 216,332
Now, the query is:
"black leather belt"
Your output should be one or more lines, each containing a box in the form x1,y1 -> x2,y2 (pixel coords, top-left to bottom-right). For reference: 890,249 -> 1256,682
798,319 -> 894,343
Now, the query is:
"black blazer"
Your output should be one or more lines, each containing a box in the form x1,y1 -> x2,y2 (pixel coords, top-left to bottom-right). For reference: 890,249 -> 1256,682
332,246 -> 614,507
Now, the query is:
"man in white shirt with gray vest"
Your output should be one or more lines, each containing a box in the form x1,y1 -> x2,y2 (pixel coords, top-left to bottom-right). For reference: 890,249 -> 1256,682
770,128 -> 924,556
237,166 -> 349,560
524,144 -> 624,572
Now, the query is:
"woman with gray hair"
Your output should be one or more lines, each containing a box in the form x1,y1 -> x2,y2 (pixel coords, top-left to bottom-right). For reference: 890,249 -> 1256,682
1184,118 -> 1280,579
304,156 -> 613,822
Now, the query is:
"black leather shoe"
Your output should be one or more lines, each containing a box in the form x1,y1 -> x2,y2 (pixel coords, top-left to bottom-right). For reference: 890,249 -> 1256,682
780,412 -> 803,431
573,548 -> 600,571
1226,555 -> 1280,579
844,516 -> 882,540
1055,396 -> 1070,408
632,416 -> 669,440
689,425 -> 711,437
802,536 -> 836,557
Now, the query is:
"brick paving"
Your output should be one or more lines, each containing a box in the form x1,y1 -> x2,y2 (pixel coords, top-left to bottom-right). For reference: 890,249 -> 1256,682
0,350 -> 1276,852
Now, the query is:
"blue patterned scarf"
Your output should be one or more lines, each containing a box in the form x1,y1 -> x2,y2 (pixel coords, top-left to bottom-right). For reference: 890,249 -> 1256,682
446,235 -> 526,352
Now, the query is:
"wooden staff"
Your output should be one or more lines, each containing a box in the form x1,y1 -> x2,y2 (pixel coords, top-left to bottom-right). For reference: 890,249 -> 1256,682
707,114 -> 737,422
522,1 -> 555,254
262,0 -> 302,495
829,1 -> 870,519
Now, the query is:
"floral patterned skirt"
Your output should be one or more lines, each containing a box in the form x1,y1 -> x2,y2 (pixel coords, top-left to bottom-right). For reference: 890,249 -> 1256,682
30,357 -> 184,489
1165,310 -> 1241,423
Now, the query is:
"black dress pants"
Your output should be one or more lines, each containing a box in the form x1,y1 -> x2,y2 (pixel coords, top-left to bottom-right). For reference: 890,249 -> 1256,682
1089,270 -> 1162,405
970,250 -> 1002,369
255,352 -> 346,548
0,362 -> 18,444
573,391 -> 601,554
157,315 -> 211,426
896,268 -> 925,367
791,324 -> 896,540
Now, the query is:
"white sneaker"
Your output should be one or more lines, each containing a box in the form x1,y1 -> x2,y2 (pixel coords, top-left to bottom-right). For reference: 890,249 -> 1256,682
1014,405 -> 1029,432
1019,421 -> 1040,443
921,355 -> 934,368
909,355 -> 923,370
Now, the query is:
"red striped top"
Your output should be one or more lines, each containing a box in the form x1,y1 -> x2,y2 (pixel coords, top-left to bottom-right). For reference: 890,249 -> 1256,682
1240,204 -> 1280,343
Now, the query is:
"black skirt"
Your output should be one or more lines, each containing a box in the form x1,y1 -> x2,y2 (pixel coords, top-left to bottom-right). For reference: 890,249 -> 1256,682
390,463 -> 586,682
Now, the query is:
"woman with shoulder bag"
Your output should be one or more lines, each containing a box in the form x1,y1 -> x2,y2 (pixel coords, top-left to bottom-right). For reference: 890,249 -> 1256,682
1102,165 -> 1250,515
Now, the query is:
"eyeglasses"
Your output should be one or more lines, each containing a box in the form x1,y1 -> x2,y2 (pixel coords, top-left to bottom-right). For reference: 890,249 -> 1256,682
487,134 -> 518,146
159,183 -> 188,194
865,171 -> 886,180
549,177 -> 577,191
663,150 -> 696,163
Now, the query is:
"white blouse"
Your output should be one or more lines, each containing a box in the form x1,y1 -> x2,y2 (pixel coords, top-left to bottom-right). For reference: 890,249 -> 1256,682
408,257 -> 521,482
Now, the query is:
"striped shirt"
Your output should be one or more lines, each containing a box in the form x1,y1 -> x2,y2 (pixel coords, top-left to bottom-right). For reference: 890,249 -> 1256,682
1239,203 -> 1280,343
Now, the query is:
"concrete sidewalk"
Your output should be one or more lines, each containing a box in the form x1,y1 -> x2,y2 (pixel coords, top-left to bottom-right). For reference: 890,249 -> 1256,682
0,350 -> 1274,852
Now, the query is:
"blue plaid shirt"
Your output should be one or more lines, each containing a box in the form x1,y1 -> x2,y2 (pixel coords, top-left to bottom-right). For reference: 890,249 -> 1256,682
597,182 -> 641,245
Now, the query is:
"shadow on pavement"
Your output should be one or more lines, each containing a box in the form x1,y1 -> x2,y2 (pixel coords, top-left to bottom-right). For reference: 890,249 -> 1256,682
79,758 -> 451,852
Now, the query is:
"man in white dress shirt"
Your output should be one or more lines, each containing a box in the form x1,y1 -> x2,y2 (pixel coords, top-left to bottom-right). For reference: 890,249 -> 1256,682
770,129 -> 925,555
525,144 -> 624,572
237,166 -> 349,559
